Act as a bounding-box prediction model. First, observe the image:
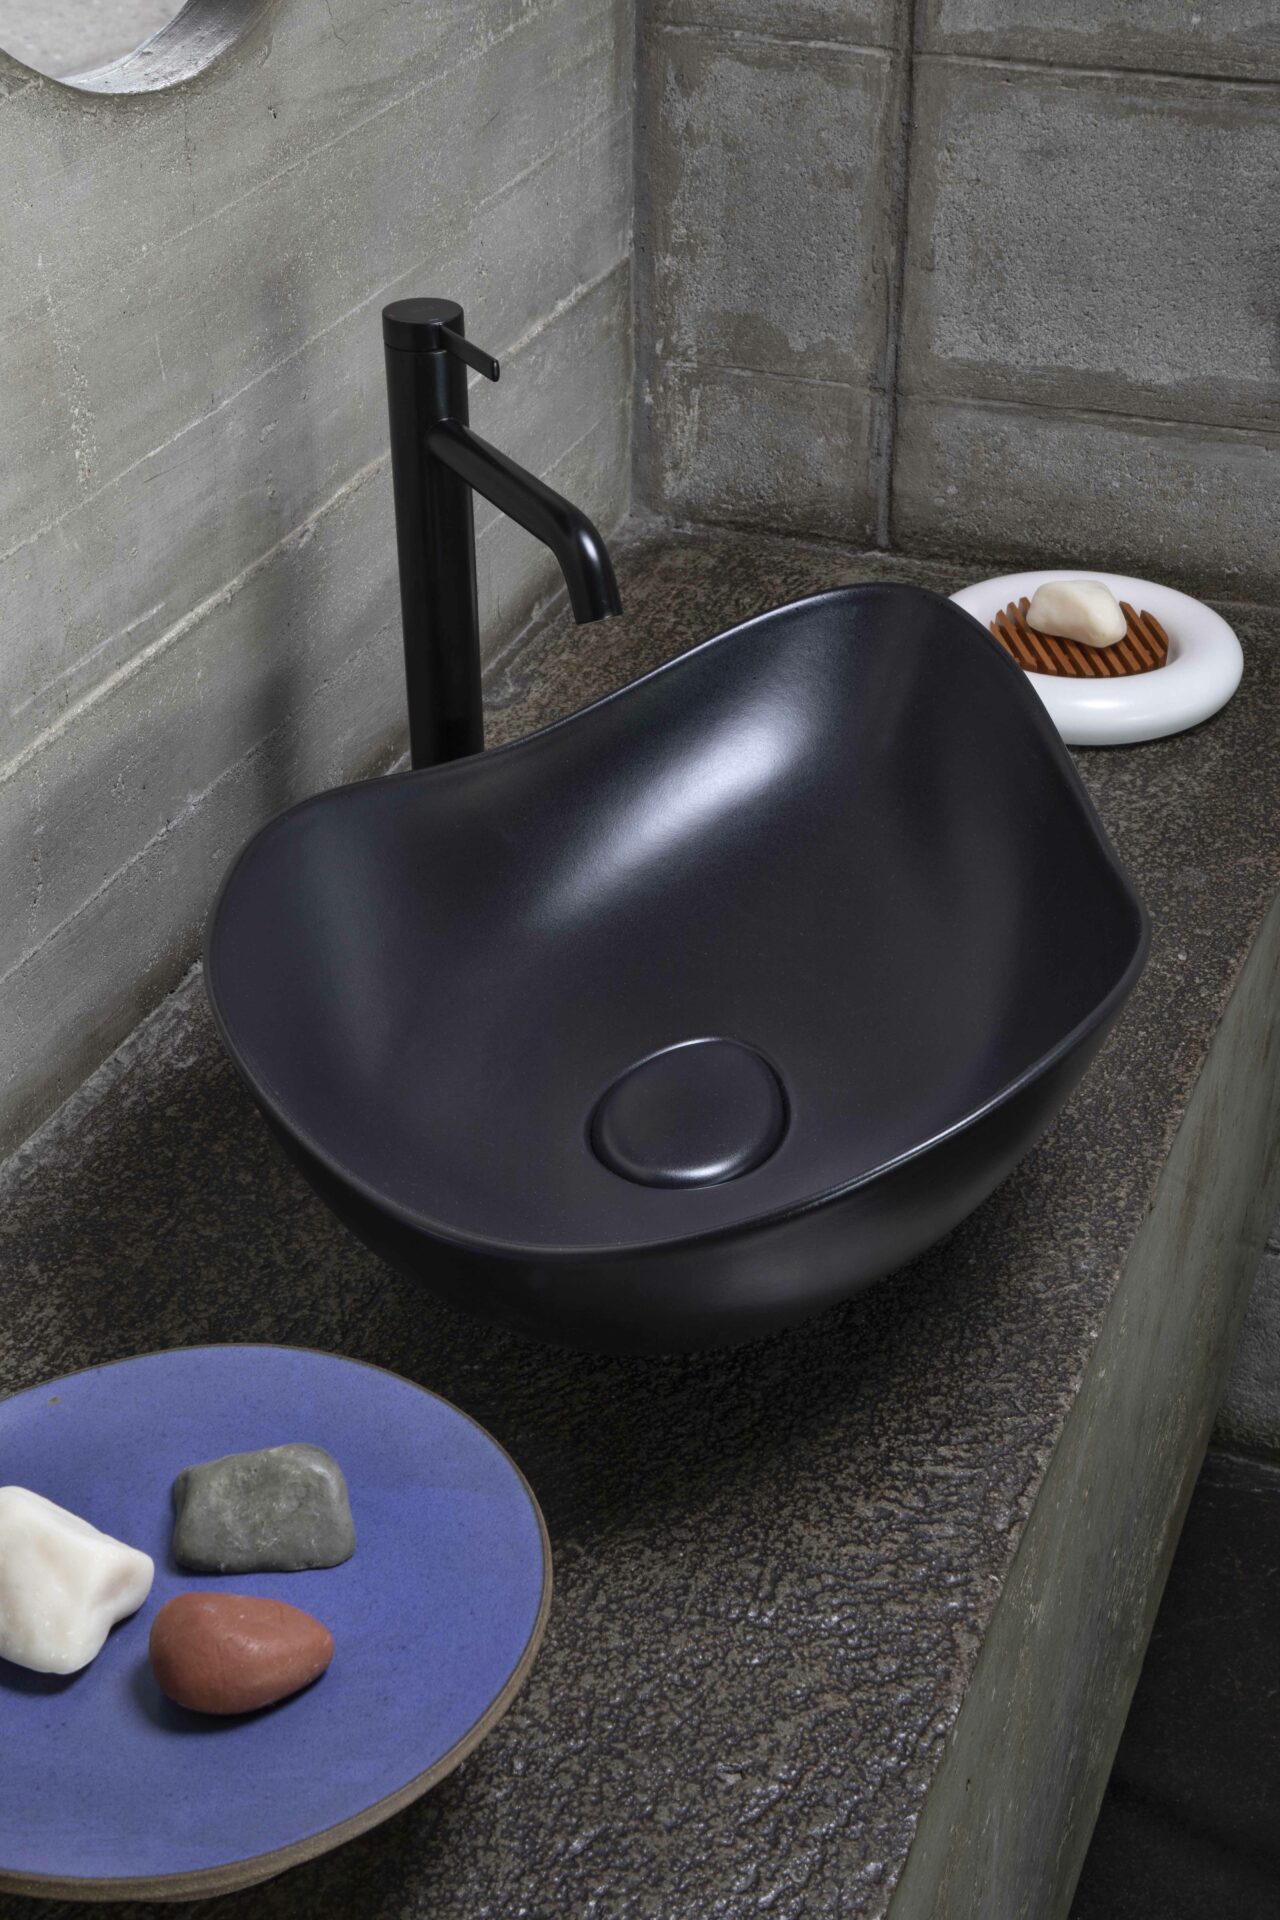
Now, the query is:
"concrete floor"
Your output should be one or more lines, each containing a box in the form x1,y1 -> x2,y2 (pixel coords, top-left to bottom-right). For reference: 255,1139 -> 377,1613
0,1 -> 178,77
1072,1451 -> 1280,1919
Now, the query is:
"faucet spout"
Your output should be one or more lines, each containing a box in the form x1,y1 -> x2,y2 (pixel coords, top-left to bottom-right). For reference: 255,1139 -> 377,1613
383,295 -> 622,770
428,420 -> 622,625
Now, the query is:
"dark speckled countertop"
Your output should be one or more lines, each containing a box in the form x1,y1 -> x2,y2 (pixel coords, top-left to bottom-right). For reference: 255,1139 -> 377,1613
1,529 -> 1278,1919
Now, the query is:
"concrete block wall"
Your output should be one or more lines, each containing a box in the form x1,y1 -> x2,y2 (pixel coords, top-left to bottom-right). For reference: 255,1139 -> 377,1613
896,17 -> 1279,595
635,2 -> 909,545
0,0 -> 633,1157
636,1 -> 1279,598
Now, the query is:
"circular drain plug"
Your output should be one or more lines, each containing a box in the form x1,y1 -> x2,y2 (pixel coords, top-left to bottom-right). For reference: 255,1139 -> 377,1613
590,1038 -> 787,1189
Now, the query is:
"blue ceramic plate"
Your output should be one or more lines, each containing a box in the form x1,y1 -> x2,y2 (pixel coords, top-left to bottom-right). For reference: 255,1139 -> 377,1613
0,1346 -> 551,1900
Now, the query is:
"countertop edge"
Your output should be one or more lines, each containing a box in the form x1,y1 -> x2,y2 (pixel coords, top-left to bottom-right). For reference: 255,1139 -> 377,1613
887,883 -> 1280,1920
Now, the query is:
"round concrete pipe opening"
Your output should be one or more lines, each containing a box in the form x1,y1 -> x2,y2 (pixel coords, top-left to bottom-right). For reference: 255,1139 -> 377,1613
0,0 -> 272,94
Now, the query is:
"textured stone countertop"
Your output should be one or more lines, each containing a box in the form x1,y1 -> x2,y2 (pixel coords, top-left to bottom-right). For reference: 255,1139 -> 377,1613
1,530 -> 1278,1919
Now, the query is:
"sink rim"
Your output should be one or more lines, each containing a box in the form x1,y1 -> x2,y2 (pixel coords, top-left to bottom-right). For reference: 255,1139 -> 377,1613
205,582 -> 1150,1266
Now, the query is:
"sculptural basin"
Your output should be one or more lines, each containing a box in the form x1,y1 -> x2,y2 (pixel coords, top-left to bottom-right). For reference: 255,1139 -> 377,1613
206,584 -> 1148,1351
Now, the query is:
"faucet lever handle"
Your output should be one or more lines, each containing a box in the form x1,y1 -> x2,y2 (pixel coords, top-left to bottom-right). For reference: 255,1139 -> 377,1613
440,326 -> 500,384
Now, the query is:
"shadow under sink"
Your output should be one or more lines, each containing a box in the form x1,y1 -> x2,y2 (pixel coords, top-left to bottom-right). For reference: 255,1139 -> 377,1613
205,582 -> 1148,1352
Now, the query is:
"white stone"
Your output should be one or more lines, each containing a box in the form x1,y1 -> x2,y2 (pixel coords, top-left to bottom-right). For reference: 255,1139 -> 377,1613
0,1486 -> 154,1675
1025,579 -> 1127,648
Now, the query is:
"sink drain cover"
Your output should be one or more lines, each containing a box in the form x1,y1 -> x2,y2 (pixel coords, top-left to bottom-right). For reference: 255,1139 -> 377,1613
590,1038 -> 787,1189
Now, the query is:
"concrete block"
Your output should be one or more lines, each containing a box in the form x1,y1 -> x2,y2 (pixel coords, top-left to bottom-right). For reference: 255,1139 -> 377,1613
639,32 -> 900,386
651,0 -> 901,47
1217,1248 -> 1280,1456
891,397 -> 1280,600
642,360 -> 882,542
901,60 -> 1280,430
918,0 -> 1280,83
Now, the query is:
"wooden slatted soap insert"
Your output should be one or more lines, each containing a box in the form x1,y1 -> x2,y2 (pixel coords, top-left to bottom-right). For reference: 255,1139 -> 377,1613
989,598 -> 1170,678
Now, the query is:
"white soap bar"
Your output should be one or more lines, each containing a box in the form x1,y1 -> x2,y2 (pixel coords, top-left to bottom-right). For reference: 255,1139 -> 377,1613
1025,579 -> 1127,648
0,1486 -> 154,1674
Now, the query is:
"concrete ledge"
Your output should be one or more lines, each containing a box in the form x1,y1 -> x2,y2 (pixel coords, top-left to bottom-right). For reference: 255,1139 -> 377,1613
2,528 -> 1277,1919
890,884 -> 1280,1918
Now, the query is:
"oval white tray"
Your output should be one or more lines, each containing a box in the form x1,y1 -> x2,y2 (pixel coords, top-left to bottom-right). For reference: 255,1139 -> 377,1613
950,569 -> 1242,747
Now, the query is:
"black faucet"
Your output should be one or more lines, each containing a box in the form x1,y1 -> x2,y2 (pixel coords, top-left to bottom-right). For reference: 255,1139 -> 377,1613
383,298 -> 622,769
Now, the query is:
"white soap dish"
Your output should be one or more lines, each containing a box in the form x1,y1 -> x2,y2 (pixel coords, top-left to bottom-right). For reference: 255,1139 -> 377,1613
949,569 -> 1243,746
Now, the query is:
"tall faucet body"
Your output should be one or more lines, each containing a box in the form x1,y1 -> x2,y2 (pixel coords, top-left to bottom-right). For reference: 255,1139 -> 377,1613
383,298 -> 621,770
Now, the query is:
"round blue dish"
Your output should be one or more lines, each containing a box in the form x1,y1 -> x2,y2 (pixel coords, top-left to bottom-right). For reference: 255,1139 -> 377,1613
0,1345 -> 551,1901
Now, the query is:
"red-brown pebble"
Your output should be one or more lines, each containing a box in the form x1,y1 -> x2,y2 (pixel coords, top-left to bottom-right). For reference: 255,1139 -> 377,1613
149,1592 -> 334,1714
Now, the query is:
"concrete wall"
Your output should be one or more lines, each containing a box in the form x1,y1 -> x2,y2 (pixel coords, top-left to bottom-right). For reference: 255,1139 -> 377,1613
635,2 -> 909,546
0,0 -> 633,1157
1219,1224 -> 1280,1457
636,2 -> 1278,598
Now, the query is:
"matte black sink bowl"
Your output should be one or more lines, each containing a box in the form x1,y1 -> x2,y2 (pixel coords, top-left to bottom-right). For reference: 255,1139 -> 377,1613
206,583 -> 1148,1353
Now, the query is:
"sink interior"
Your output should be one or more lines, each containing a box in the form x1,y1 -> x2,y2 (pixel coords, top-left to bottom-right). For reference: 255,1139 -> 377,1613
207,583 -> 1144,1260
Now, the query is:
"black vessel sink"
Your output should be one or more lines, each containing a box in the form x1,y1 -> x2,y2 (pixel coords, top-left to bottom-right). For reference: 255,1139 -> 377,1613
206,583 -> 1148,1352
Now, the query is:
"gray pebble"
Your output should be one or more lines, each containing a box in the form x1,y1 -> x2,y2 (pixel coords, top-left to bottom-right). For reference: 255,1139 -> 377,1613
172,1443 -> 355,1573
